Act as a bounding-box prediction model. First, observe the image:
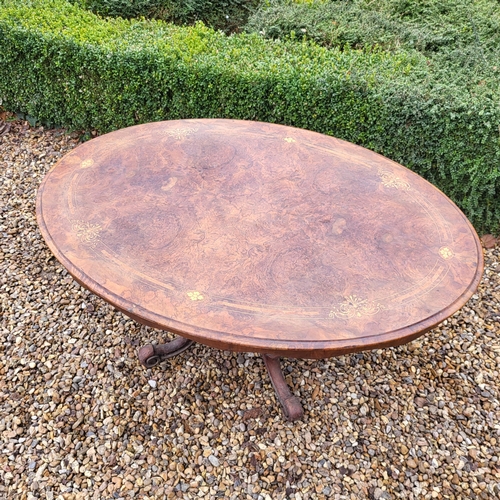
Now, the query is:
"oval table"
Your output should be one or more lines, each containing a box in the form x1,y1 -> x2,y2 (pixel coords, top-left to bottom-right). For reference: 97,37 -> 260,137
36,119 -> 483,421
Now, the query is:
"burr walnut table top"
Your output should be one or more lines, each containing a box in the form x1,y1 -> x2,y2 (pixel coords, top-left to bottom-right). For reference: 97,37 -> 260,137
36,119 -> 483,359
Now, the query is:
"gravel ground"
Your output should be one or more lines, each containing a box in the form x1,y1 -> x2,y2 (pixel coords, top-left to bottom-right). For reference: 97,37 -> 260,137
1,120 -> 499,500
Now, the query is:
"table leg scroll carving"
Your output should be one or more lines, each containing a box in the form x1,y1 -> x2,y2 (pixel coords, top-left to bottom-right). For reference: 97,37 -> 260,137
138,337 -> 194,368
262,354 -> 304,422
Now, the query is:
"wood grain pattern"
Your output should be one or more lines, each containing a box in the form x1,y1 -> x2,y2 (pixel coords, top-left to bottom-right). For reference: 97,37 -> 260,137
36,119 -> 483,358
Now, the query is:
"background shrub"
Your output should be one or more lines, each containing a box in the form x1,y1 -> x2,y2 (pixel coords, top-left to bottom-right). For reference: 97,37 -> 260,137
246,0 -> 500,54
0,0 -> 499,234
246,0 -> 500,93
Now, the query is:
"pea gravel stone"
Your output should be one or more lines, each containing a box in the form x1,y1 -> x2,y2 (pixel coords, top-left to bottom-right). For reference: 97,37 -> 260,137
1,119 -> 499,499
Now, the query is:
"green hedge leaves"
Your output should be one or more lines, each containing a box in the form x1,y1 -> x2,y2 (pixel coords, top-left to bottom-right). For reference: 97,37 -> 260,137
0,0 -> 499,233
71,0 -> 260,33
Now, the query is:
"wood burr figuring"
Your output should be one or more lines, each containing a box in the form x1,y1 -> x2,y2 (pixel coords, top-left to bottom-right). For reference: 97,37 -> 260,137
36,119 -> 483,421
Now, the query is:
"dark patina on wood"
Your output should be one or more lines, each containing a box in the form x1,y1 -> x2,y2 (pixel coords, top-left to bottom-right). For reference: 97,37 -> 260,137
36,119 -> 483,420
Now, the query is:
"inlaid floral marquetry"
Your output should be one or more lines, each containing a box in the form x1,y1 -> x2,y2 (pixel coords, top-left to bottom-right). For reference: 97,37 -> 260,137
187,291 -> 204,301
439,247 -> 455,260
164,127 -> 196,140
329,295 -> 384,319
71,220 -> 101,247
80,159 -> 94,169
378,169 -> 410,191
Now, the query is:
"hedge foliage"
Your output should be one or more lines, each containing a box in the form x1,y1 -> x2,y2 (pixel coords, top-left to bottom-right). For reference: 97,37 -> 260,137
0,0 -> 499,233
246,1 -> 500,99
71,0 -> 260,33
246,0 -> 500,54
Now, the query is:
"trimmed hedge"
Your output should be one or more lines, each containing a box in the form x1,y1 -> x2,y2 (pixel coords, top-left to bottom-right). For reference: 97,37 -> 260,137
0,0 -> 499,234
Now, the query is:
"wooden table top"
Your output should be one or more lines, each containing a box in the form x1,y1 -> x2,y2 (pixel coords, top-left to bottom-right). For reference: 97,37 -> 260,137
36,119 -> 483,358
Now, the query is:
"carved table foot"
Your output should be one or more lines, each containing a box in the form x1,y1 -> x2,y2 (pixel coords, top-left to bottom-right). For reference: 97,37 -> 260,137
262,354 -> 304,422
138,336 -> 194,368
